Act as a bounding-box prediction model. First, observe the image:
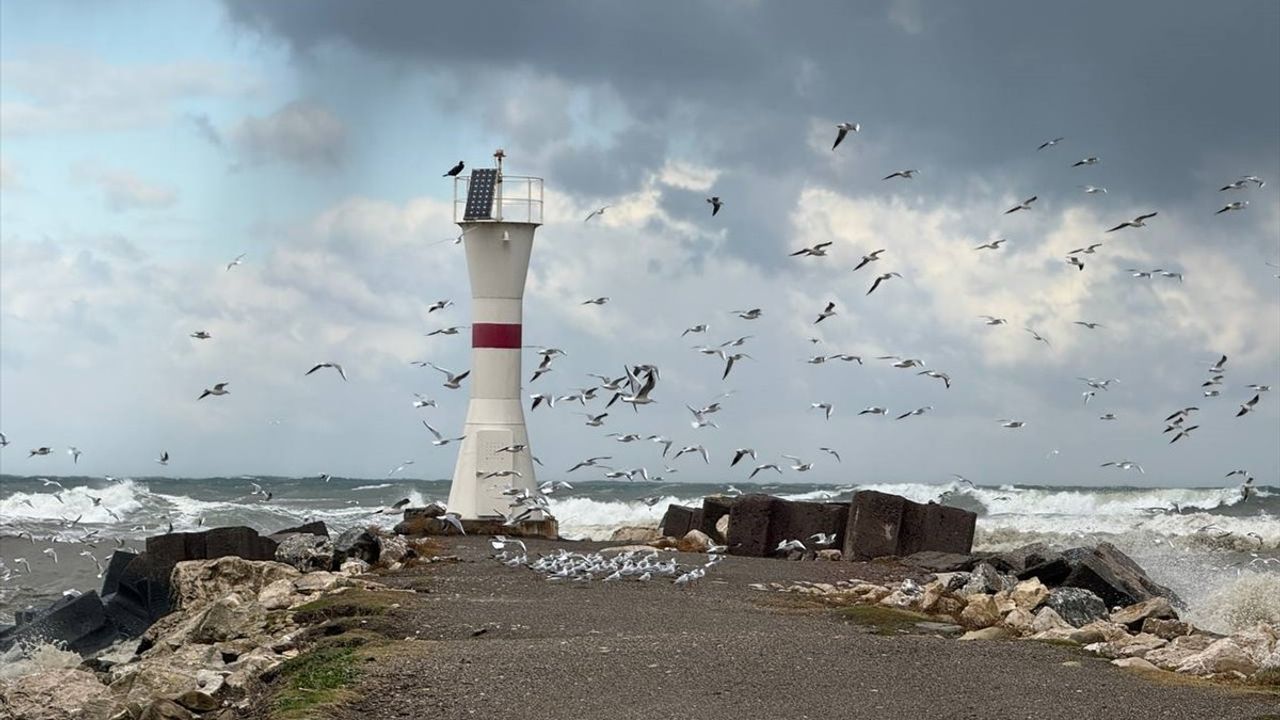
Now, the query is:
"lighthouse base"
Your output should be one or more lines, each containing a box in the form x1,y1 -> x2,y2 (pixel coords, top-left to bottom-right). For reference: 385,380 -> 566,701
446,399 -> 539,520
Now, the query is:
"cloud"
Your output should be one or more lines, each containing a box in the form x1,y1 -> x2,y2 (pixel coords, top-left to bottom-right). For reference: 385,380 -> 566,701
0,50 -> 255,134
76,166 -> 178,212
185,112 -> 224,147
0,156 -> 16,190
230,100 -> 347,168
887,0 -> 925,34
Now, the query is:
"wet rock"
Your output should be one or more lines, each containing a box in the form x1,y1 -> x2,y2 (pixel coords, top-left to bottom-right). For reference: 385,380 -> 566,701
1142,617 -> 1194,640
1110,597 -> 1177,631
609,526 -> 661,544
986,543 -> 1062,575
273,534 -> 334,573
0,668 -> 121,720
1145,634 -> 1217,670
333,527 -> 380,567
1044,587 -> 1109,628
270,520 -> 328,539
1058,542 -> 1183,609
0,590 -> 111,655
960,594 -> 1000,629
1176,637 -> 1260,676
845,490 -> 975,560
676,529 -> 713,553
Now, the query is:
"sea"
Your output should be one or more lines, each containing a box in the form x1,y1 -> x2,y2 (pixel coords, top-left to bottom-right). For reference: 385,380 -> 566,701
1,474 -> 1277,636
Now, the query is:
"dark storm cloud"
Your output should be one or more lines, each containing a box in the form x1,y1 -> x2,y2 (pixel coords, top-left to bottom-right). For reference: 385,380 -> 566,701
222,0 -> 1279,200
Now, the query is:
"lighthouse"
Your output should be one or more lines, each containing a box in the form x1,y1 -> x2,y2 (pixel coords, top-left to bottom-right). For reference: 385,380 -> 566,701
445,151 -> 548,529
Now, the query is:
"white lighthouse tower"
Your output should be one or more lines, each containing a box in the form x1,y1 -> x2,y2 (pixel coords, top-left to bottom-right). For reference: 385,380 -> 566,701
445,151 -> 549,530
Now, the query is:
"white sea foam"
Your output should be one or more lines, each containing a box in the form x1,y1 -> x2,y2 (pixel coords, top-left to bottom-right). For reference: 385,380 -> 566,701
0,480 -> 146,525
0,641 -> 82,681
351,483 -> 396,491
550,495 -> 703,540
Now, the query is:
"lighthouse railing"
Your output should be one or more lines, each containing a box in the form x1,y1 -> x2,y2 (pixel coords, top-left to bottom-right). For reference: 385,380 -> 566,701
453,175 -> 543,225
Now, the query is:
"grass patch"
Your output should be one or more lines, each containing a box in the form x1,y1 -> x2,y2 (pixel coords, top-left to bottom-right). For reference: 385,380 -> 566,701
1247,667 -> 1280,690
292,589 -> 406,625
839,605 -> 940,635
269,646 -> 361,719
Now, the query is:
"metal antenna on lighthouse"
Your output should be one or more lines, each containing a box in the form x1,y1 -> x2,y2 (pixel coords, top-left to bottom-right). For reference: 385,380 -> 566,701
445,154 -> 549,536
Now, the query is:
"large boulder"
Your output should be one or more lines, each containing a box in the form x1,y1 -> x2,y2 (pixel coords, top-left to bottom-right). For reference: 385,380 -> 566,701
1044,587 -> 1109,628
333,527 -> 380,566
0,591 -> 113,655
699,495 -> 736,540
170,557 -> 300,611
960,594 -> 1001,629
659,504 -> 701,539
1110,597 -> 1177,631
0,668 -> 122,720
375,533 -> 411,565
274,533 -> 334,573
726,494 -> 847,558
1047,543 -> 1182,609
844,490 -> 975,560
1145,634 -> 1218,670
961,562 -> 1015,596
986,543 -> 1062,575
676,530 -> 713,553
393,505 -> 446,536
269,520 -> 329,540
1176,637 -> 1261,677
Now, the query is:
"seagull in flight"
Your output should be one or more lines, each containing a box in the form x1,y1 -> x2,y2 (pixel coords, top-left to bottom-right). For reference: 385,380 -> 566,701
974,238 -> 1007,251
581,297 -> 610,305
750,464 -> 782,479
998,419 -> 1026,429
673,445 -> 710,464
1004,196 -> 1038,214
883,169 -> 918,180
722,352 -> 751,380
1169,425 -> 1200,444
306,363 -> 347,381
730,448 -> 757,467
584,205 -> 610,222
1037,137 -> 1065,150
1215,200 -> 1248,215
858,406 -> 888,416
867,272 -> 902,295
706,196 -> 724,216
1106,212 -> 1158,232
732,308 -> 763,320
814,302 -> 837,323
918,370 -> 951,388
1101,460 -> 1144,474
427,363 -> 470,389
1067,255 -> 1085,271
1025,327 -> 1050,346
896,406 -> 933,420
819,447 -> 841,463
832,122 -> 860,150
1236,394 -> 1262,417
1078,185 -> 1108,194
155,450 -> 170,466
567,456 -> 612,473
782,454 -> 813,471
198,382 -> 230,400
810,402 -> 834,420
412,393 -> 436,409
979,315 -> 1008,326
67,446 -> 82,464
427,299 -> 453,313
190,331 -> 211,340
1069,243 -> 1103,255
790,241 -> 834,257
225,253 -> 245,271
853,249 -> 886,272
682,323 -> 709,337
1071,156 -> 1100,167
29,446 -> 53,457
1074,321 -> 1103,329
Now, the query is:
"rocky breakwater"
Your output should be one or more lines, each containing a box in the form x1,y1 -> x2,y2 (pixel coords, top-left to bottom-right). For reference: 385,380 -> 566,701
755,541 -> 1280,687
0,523 -> 420,720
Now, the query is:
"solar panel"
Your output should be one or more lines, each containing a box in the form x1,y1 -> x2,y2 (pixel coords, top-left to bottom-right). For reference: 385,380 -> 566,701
463,169 -> 498,221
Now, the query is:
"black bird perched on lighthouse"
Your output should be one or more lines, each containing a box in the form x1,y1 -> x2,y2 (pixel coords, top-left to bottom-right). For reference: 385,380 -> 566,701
444,161 -> 465,177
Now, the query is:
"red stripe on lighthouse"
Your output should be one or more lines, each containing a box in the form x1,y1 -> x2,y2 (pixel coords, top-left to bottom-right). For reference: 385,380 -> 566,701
472,323 -> 522,349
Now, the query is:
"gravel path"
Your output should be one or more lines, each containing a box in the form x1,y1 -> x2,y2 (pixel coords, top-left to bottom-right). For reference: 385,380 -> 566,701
326,537 -> 1277,720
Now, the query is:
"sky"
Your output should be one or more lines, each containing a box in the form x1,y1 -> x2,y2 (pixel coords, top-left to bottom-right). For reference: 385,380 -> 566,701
1,0 -> 1277,487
